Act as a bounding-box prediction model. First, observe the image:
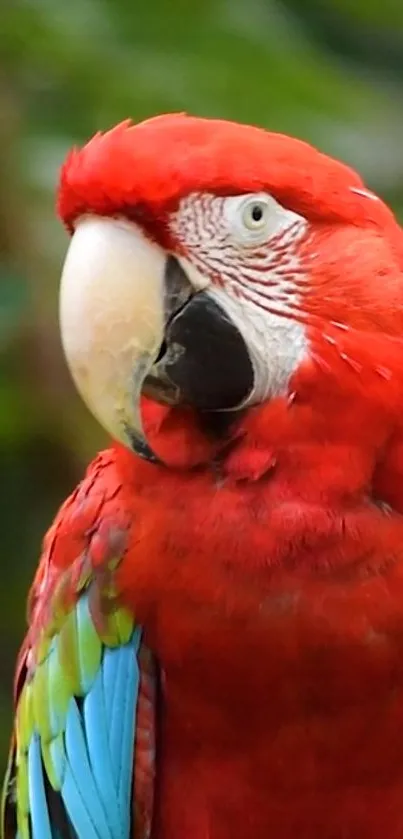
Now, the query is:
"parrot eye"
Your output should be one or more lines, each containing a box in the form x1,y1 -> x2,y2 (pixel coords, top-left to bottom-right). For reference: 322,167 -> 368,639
224,192 -> 296,247
241,199 -> 269,230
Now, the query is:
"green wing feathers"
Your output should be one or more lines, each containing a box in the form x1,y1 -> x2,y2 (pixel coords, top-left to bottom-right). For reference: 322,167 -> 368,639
2,453 -> 156,839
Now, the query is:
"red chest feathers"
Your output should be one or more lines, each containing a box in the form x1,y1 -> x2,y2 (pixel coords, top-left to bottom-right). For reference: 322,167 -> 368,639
111,425 -> 403,837
116,452 -> 403,712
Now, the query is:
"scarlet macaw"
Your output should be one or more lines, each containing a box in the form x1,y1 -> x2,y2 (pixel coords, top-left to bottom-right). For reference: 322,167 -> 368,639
3,113 -> 403,839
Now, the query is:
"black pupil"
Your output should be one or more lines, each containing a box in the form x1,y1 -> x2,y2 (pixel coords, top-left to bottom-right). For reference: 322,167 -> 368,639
251,204 -> 263,222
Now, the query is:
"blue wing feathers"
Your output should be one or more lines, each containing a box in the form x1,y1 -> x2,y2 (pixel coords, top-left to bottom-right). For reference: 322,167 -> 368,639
61,765 -> 102,839
28,736 -> 53,839
63,700 -> 112,839
24,596 -> 143,839
117,641 -> 140,828
107,645 -> 125,785
83,666 -> 123,837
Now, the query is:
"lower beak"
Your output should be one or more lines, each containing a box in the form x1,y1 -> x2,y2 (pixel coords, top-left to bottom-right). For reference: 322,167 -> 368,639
60,216 -> 168,461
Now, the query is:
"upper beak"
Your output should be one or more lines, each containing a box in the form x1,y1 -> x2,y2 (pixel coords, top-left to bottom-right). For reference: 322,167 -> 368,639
59,216 -> 168,461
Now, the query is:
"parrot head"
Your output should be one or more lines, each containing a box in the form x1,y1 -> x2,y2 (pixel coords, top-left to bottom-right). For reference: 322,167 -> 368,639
58,114 -> 403,464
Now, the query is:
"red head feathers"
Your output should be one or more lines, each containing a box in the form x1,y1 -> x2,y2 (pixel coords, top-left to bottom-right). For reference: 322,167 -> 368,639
58,113 -> 399,241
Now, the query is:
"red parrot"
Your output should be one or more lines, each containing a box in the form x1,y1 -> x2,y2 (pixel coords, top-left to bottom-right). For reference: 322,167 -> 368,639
4,113 -> 403,839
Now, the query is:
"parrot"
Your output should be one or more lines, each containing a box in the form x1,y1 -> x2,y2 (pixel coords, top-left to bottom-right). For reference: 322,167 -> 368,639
4,112 -> 403,839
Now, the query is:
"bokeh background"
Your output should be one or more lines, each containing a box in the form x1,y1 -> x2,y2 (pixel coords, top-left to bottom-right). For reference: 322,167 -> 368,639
1,0 -> 403,772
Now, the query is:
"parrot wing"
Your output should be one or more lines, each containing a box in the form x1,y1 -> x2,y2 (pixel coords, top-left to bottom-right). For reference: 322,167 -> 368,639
1,450 -> 156,839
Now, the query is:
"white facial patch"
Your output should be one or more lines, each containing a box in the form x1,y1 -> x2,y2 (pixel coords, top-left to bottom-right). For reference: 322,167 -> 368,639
170,192 -> 309,402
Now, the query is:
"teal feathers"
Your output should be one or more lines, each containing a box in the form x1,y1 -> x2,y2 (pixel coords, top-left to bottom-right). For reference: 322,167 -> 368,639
13,592 -> 140,839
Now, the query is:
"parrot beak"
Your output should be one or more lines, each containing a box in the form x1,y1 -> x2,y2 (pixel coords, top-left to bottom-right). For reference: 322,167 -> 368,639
60,215 -> 254,463
59,216 -> 170,461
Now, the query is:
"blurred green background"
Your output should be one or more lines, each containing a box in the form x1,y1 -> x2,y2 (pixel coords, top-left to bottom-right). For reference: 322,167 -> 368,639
1,0 -> 403,772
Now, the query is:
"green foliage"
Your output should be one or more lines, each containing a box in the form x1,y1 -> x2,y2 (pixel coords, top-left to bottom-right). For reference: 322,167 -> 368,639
1,0 -> 403,773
